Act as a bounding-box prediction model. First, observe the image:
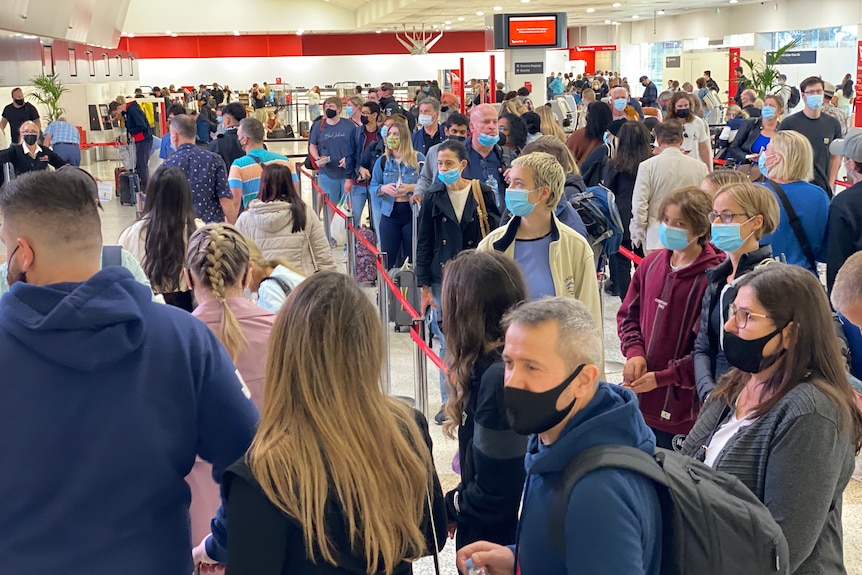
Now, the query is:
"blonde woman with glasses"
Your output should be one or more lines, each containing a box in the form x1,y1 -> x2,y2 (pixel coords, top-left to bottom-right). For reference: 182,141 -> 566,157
221,272 -> 447,574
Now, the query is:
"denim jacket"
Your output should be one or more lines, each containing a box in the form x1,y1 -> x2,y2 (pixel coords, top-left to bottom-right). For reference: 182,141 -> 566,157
369,152 -> 425,217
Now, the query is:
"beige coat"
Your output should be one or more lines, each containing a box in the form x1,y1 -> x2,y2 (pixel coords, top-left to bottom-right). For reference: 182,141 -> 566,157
236,199 -> 337,276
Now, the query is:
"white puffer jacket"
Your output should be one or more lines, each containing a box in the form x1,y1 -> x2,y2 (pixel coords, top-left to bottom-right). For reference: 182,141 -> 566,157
236,200 -> 337,276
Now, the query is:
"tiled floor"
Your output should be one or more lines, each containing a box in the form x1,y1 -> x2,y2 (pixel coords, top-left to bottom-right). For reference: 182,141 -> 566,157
67,149 -> 862,574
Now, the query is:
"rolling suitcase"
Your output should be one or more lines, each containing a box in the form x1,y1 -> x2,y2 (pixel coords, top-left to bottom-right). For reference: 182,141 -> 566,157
388,264 -> 419,332
119,171 -> 140,206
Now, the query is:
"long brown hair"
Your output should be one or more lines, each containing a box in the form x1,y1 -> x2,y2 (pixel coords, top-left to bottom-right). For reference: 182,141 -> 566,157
712,264 -> 862,451
186,224 -> 250,362
248,272 -> 433,572
441,251 -> 528,438
257,164 -> 307,233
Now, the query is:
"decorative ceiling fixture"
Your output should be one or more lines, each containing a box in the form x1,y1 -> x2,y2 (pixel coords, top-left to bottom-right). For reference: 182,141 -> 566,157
396,24 -> 444,55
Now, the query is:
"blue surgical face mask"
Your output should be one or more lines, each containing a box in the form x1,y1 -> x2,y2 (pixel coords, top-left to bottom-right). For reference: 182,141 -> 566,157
758,151 -> 770,179
345,106 -> 354,116
380,125 -> 389,139
711,219 -> 754,253
760,105 -> 776,120
478,132 -> 500,147
438,168 -> 460,186
613,98 -> 627,111
603,132 -> 610,144
217,115 -> 223,123
806,94 -> 824,110
659,222 -> 693,251
505,188 -> 538,217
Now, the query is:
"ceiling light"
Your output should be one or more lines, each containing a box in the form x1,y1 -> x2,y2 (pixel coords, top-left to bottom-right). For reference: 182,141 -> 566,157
297,29 -> 304,35
657,9 -> 665,14
165,30 -> 171,35
376,30 -> 382,33
444,25 -> 452,30
729,0 -> 738,3
612,20 -> 619,24
170,33 -> 178,37
458,16 -> 465,21
612,2 -> 621,6
128,33 -> 135,38
120,32 -> 127,36
233,30 -> 240,36
444,20 -> 451,24
587,7 -> 595,12
521,0 -> 531,3
476,11 -> 484,15
494,5 -> 502,10
383,27 -> 388,30
604,19 -> 611,23
632,14 -> 639,18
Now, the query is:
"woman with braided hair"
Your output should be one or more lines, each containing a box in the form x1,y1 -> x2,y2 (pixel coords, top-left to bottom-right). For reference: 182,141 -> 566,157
184,222 -> 275,548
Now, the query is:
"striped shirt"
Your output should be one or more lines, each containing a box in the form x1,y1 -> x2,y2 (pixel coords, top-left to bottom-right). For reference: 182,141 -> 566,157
228,149 -> 294,208
44,120 -> 80,145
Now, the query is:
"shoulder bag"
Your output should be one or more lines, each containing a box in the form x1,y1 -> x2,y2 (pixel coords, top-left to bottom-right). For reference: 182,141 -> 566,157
470,179 -> 491,238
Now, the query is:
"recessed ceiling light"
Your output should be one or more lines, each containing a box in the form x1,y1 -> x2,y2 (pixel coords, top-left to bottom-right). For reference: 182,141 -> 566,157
128,33 -> 135,38
165,30 -> 171,34
458,16 -> 465,21
494,5 -> 502,10
587,8 -> 595,12
612,2 -> 621,6
445,20 -> 452,24
729,0 -> 738,3
612,20 -> 619,24
383,28 -> 388,31
476,10 -> 484,15
297,29 -> 304,35
632,14 -> 639,18
521,0 -> 530,3
376,30 -> 382,33
604,19 -> 611,23
657,9 -> 665,14
170,33 -> 178,37
233,30 -> 240,36
444,25 -> 452,30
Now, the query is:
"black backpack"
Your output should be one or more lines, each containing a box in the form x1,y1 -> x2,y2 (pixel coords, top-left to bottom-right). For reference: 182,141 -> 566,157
787,86 -> 801,108
550,445 -> 789,575
260,275 -> 293,296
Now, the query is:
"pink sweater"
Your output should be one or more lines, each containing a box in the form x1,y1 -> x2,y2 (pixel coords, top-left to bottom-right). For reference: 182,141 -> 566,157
188,297 -> 275,544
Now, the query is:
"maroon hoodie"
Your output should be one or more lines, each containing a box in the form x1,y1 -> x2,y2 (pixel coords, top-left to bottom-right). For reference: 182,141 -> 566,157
616,244 -> 725,434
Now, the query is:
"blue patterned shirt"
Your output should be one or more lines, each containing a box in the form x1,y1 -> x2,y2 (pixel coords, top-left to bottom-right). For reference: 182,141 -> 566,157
44,120 -> 80,145
163,144 -> 232,223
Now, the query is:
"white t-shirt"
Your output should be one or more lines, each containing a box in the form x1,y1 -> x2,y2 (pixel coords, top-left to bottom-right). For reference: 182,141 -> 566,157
704,412 -> 756,467
680,116 -> 710,157
449,184 -> 471,222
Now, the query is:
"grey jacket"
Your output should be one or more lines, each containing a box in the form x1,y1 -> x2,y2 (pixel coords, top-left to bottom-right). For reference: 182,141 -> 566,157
681,381 -> 855,574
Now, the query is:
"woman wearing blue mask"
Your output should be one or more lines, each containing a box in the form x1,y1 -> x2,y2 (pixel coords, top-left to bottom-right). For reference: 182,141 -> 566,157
477,152 -> 602,330
415,139 -> 502,423
756,130 -> 829,275
617,187 -> 725,448
728,94 -> 784,165
692,180 -> 780,403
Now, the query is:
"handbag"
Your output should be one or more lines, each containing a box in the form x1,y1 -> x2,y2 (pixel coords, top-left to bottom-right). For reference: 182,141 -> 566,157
470,179 -> 491,238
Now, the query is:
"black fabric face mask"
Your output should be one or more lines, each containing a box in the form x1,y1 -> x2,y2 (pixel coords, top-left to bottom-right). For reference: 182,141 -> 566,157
23,134 -> 37,146
675,109 -> 689,119
504,364 -> 585,436
360,115 -> 370,125
722,326 -> 786,374
325,109 -> 338,119
14,98 -> 24,106
448,135 -> 466,142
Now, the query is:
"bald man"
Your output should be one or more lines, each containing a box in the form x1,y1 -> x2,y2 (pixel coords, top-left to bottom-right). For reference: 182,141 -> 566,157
462,104 -> 510,209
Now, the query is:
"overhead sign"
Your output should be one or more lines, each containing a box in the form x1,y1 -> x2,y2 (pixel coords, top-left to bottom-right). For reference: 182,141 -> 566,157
508,15 -> 558,47
275,77 -> 282,84
768,50 -> 817,65
573,45 -> 616,52
515,61 -> 545,75
665,56 -> 681,68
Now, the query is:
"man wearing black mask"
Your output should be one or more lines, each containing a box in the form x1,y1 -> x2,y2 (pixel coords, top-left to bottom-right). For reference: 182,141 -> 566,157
1,87 -> 40,146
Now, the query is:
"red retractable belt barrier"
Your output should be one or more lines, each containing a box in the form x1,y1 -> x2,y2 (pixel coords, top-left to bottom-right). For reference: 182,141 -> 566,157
618,246 -> 643,266
299,167 -> 448,374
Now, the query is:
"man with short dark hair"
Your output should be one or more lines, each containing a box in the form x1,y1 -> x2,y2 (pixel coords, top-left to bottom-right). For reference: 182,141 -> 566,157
703,70 -> 720,93
779,75 -> 843,196
639,76 -> 658,108
229,117 -> 294,210
0,170 -> 257,575
732,65 -> 748,106
366,87 -> 379,104
631,120 -> 708,252
209,102 -> 247,170
211,82 -> 225,106
456,297 -> 662,575
378,82 -> 416,130
164,114 -> 235,223
412,97 -> 446,155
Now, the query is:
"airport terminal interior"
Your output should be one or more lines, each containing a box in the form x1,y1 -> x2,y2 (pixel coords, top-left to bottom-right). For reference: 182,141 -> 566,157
2,0 -> 862,573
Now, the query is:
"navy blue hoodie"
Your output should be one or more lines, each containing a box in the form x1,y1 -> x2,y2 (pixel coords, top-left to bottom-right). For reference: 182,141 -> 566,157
0,267 -> 258,575
515,383 -> 662,575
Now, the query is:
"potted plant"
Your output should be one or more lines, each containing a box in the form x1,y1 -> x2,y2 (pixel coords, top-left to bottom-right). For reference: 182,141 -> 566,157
28,73 -> 69,124
737,38 -> 802,100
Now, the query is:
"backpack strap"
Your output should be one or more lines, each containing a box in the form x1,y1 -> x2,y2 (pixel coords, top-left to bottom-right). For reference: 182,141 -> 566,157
250,153 -> 265,167
549,445 -> 666,554
260,275 -> 292,296
764,180 -> 816,269
101,245 -> 123,268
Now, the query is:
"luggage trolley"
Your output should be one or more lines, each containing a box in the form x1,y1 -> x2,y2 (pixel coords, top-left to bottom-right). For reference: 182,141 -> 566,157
115,133 -> 144,219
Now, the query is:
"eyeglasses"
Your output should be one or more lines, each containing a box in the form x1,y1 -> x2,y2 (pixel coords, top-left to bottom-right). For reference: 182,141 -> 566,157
709,211 -> 749,224
728,303 -> 770,329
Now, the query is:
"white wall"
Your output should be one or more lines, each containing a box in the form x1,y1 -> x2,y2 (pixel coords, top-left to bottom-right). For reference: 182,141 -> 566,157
138,52 -> 508,93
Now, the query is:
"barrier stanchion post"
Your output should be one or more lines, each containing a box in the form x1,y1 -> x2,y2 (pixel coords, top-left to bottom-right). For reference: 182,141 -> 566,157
377,252 -> 392,395
411,202 -> 419,266
323,194 -> 333,246
346,217 -> 357,276
413,318 -> 429,419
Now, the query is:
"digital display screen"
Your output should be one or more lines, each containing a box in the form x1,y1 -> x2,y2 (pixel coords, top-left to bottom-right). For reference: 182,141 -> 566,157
508,15 -> 558,47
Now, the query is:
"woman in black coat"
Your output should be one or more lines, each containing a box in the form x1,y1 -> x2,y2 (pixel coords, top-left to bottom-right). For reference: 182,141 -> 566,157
727,93 -> 783,164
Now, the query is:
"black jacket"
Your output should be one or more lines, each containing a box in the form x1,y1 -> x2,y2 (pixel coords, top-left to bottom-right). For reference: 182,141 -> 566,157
602,165 -> 637,242
351,125 -> 384,182
733,76 -> 749,105
415,179 -> 501,286
0,144 -> 66,184
379,96 -> 416,131
641,82 -> 658,107
728,117 -> 767,163
743,104 -> 761,119
445,353 -> 527,549
208,127 -> 244,170
692,245 -> 774,401
223,408 -> 447,575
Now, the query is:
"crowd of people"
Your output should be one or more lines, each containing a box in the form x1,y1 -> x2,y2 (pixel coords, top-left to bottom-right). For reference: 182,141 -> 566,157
1,65 -> 862,575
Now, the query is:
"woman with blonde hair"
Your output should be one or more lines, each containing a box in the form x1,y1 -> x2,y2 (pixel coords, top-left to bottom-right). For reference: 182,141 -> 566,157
757,130 -> 828,274
307,85 -> 321,120
246,237 -> 307,313
223,271 -> 447,574
536,105 -> 567,144
701,169 -> 749,196
500,97 -> 527,117
370,115 -> 425,268
184,223 -> 276,550
718,105 -> 748,152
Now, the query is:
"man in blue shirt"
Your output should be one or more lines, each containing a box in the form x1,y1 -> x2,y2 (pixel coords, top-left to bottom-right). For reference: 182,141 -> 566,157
228,117 -> 294,209
462,104 -> 509,209
456,297 -> 662,575
163,114 -> 235,223
42,116 -> 81,166
411,97 -> 446,156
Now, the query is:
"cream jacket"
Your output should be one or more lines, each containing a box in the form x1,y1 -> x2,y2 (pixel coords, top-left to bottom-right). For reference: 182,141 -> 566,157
236,200 -> 337,276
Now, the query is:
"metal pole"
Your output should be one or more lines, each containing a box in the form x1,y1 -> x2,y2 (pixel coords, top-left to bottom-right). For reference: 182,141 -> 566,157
489,54 -> 496,104
410,201 -> 419,267
346,217 -> 356,276
413,317 -> 429,419
459,57 -> 466,115
377,252 -> 392,395
323,195 -> 332,246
